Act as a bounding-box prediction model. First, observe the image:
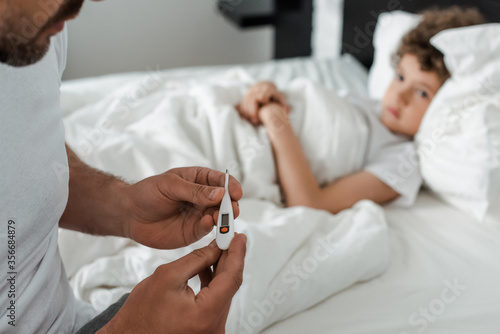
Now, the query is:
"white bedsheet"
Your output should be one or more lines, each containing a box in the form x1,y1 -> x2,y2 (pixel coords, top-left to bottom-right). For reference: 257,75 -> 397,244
263,190 -> 500,334
60,55 -> 391,333
60,54 -> 368,118
58,56 -> 500,333
62,199 -> 389,334
63,68 -> 369,192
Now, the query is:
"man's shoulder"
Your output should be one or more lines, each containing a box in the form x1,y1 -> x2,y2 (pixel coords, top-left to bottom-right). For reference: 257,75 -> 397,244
52,27 -> 68,79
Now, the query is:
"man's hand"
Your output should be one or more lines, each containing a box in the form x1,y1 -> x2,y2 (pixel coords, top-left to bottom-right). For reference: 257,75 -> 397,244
236,81 -> 289,126
98,234 -> 247,334
122,167 -> 242,249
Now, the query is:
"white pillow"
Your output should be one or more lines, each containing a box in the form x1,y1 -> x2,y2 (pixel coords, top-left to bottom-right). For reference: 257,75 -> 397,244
416,23 -> 500,222
368,11 -> 420,99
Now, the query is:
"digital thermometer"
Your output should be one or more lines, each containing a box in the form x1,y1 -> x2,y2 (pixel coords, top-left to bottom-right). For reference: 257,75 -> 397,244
216,169 -> 235,250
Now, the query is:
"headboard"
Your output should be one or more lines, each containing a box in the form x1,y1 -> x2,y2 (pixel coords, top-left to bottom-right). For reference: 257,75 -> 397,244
342,0 -> 500,68
269,0 -> 500,69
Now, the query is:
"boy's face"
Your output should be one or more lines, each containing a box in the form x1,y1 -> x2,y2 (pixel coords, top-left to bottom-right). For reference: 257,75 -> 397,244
380,54 -> 443,136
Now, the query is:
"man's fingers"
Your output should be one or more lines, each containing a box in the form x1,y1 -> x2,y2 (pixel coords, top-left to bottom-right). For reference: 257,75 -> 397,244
197,209 -> 219,239
164,176 -> 224,207
165,240 -> 222,284
163,168 -> 243,207
195,233 -> 247,312
187,168 -> 243,203
232,200 -> 240,219
206,170 -> 243,203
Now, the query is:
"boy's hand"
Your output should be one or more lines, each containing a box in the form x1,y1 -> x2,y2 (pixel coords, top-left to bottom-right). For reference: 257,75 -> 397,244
259,103 -> 290,131
97,234 -> 247,334
236,81 -> 289,126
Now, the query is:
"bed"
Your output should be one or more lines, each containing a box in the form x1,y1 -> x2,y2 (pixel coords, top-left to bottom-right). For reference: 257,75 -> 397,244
59,1 -> 500,333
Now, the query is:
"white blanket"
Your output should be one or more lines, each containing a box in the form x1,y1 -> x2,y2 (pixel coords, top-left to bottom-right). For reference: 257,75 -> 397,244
60,68 -> 390,332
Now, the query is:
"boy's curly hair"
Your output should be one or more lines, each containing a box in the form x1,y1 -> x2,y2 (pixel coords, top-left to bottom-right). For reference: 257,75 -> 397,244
393,6 -> 486,83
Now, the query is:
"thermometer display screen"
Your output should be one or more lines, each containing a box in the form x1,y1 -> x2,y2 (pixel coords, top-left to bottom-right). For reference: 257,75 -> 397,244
221,214 -> 229,227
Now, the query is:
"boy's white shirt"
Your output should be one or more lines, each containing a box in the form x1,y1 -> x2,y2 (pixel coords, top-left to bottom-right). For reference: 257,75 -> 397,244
279,80 -> 421,207
0,28 -> 96,333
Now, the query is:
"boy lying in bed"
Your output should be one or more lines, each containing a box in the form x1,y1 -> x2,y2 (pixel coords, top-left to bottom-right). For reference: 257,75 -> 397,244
236,6 -> 485,213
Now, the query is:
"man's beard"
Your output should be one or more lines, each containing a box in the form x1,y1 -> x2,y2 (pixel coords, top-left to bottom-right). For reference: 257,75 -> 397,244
0,0 -> 84,67
0,22 -> 51,67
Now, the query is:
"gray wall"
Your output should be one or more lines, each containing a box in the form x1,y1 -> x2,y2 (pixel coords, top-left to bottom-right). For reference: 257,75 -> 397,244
63,0 -> 273,80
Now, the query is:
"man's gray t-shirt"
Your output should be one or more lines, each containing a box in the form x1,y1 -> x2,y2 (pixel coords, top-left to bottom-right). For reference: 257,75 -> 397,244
0,28 -> 95,333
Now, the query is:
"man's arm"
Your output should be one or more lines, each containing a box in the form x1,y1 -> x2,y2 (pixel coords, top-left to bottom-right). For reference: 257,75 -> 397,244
60,145 -> 242,249
59,144 -> 130,237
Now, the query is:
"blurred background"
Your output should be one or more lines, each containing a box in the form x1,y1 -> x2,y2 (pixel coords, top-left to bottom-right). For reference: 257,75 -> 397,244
63,0 -> 274,80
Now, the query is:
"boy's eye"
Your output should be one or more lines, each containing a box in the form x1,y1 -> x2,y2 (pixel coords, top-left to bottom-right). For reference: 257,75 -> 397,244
396,73 -> 404,81
417,89 -> 429,99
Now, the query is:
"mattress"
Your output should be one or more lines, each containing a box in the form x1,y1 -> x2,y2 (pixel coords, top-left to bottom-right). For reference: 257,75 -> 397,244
59,55 -> 500,333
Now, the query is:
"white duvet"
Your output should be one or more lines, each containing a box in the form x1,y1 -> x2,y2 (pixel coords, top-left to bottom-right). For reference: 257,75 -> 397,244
60,68 -> 390,333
